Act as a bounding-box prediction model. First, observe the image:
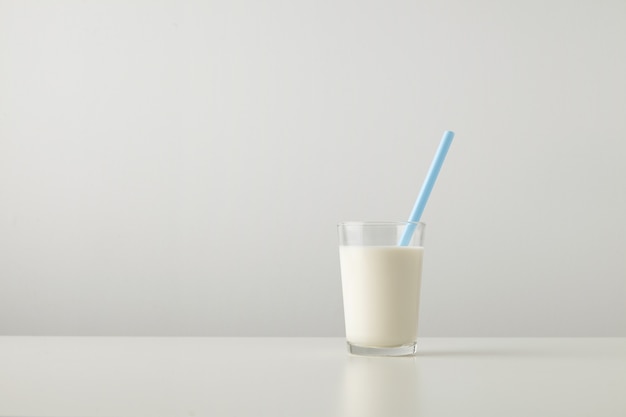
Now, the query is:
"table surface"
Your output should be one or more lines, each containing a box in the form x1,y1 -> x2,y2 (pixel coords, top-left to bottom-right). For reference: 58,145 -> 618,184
1,337 -> 624,417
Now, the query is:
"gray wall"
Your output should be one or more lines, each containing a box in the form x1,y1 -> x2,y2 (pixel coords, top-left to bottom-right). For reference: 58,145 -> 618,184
1,0 -> 625,336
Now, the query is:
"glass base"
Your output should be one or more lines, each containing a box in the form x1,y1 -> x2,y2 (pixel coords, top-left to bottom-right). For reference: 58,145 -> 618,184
347,341 -> 417,357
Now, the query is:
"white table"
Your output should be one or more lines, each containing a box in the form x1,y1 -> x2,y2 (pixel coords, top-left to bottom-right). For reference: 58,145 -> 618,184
1,337 -> 624,416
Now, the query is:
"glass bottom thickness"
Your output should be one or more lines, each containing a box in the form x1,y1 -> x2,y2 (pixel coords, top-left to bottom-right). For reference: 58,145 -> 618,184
347,341 -> 417,357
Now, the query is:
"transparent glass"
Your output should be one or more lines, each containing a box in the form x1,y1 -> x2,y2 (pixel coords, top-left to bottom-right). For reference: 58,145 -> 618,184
338,221 -> 425,356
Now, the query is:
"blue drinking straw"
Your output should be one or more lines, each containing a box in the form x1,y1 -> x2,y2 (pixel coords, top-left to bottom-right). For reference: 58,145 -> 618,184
399,130 -> 455,246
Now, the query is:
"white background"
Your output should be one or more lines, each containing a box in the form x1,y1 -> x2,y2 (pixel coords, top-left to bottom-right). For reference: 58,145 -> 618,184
1,0 -> 625,336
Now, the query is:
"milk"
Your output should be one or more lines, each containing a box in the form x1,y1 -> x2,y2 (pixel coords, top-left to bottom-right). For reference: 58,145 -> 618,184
339,246 -> 423,347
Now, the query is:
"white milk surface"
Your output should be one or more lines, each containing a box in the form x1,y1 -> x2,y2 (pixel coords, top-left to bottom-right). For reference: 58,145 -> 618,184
340,246 -> 424,347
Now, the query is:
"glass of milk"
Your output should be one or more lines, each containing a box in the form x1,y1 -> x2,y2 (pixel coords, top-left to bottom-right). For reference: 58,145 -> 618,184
338,221 -> 425,356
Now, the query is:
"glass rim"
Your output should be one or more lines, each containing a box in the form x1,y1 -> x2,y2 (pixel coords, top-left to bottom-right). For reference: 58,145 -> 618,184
337,221 -> 425,227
